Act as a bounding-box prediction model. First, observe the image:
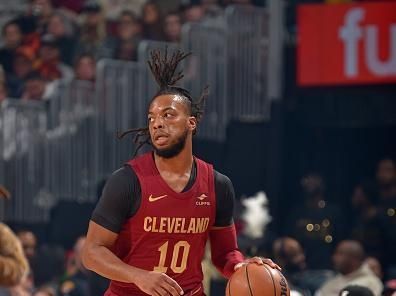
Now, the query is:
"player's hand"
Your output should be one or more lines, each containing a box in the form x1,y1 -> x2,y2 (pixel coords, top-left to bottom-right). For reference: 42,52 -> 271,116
234,257 -> 281,271
134,270 -> 184,296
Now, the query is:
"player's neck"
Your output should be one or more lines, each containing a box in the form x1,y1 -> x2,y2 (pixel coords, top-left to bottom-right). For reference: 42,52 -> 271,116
154,143 -> 193,175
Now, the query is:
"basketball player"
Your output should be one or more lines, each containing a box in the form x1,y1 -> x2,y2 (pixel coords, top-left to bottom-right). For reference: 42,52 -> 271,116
82,49 -> 279,296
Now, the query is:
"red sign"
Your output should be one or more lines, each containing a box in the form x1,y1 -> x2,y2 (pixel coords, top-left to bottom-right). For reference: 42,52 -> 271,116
297,2 -> 396,86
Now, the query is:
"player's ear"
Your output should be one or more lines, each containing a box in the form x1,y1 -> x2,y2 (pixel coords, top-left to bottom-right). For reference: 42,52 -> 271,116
188,116 -> 197,132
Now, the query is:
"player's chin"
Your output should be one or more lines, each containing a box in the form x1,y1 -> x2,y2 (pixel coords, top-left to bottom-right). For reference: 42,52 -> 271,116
153,145 -> 172,156
152,141 -> 170,151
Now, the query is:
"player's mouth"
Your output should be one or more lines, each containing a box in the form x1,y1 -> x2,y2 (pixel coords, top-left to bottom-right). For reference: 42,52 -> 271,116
154,133 -> 169,145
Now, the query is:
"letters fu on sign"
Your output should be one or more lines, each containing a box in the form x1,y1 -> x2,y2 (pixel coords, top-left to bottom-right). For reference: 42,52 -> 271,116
297,2 -> 396,86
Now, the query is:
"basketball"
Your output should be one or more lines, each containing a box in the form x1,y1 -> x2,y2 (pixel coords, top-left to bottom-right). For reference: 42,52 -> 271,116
226,263 -> 290,296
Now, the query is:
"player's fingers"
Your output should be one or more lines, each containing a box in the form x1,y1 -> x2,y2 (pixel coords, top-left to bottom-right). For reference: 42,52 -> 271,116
234,262 -> 246,271
164,276 -> 184,295
249,256 -> 264,265
160,283 -> 180,296
151,290 -> 162,296
159,284 -> 181,296
261,257 -> 282,270
155,286 -> 169,296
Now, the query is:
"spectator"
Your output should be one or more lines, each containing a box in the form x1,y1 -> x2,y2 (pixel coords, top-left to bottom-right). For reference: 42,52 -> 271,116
60,236 -> 109,296
273,237 -> 333,295
99,0 -> 148,21
164,12 -> 182,43
141,1 -> 164,40
0,223 -> 29,287
376,158 -> 396,204
374,159 -> 396,276
0,83 -> 6,102
286,173 -> 345,269
350,182 -> 386,262
52,0 -> 85,14
182,2 -> 205,23
60,237 -> 90,296
273,237 -> 307,274
100,10 -> 141,61
33,285 -> 56,296
37,34 -> 74,82
231,0 -> 253,5
30,0 -> 55,33
74,1 -> 107,60
339,285 -> 374,296
4,285 -> 31,296
0,190 -> 29,287
6,47 -> 36,98
383,280 -> 396,296
21,72 -> 49,101
0,66 -> 4,84
47,12 -> 77,65
6,271 -> 34,296
117,11 -> 141,59
0,20 -> 23,74
201,0 -> 222,17
31,244 -> 65,289
16,0 -> 54,38
364,257 -> 383,280
74,54 -> 96,81
16,230 -> 38,266
316,240 -> 383,296
0,66 -> 7,101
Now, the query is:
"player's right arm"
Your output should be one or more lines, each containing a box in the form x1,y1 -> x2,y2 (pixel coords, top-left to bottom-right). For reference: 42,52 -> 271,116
82,167 -> 184,296
83,221 -> 140,283
83,222 -> 183,296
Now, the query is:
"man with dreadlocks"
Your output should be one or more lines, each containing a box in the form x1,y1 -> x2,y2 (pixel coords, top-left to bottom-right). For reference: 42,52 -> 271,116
82,48 -> 279,296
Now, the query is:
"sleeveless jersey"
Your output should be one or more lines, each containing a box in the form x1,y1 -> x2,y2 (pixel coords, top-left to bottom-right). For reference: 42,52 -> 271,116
105,152 -> 216,296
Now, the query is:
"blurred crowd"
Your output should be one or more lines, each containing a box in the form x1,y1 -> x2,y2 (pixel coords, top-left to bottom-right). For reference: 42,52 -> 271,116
0,226 -> 109,296
1,156 -> 396,296
0,0 -> 379,103
233,157 -> 396,296
0,0 -> 248,102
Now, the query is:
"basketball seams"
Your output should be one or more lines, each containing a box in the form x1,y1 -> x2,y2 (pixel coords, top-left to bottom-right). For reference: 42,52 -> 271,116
262,264 -> 277,296
228,264 -> 286,296
228,277 -> 232,296
245,264 -> 254,296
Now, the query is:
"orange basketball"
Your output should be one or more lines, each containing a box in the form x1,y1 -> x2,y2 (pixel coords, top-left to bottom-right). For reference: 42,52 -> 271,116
226,263 -> 290,296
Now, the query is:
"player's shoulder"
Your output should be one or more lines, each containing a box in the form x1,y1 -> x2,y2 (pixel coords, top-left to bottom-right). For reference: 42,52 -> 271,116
128,152 -> 152,166
214,169 -> 231,183
111,165 -> 136,179
213,169 -> 234,191
106,165 -> 138,188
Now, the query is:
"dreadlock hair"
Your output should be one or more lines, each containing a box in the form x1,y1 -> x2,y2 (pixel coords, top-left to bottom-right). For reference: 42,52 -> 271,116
118,46 -> 209,156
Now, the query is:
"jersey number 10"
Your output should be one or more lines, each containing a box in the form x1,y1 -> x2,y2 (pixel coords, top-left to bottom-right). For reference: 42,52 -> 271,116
154,241 -> 191,273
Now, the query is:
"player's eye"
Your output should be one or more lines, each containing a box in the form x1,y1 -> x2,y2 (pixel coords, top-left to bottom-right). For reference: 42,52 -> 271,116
164,112 -> 174,118
148,117 -> 154,123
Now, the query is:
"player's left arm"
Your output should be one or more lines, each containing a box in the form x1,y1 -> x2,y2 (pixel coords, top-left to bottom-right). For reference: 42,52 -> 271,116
209,171 -> 279,279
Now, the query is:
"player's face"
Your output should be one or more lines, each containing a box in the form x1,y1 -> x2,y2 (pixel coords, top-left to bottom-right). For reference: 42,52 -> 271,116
148,94 -> 196,158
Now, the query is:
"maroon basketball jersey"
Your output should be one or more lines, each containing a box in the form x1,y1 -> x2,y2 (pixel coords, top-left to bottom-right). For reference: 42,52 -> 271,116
105,152 -> 216,296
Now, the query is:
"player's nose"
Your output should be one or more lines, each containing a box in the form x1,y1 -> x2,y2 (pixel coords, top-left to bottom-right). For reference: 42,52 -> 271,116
152,115 -> 164,129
